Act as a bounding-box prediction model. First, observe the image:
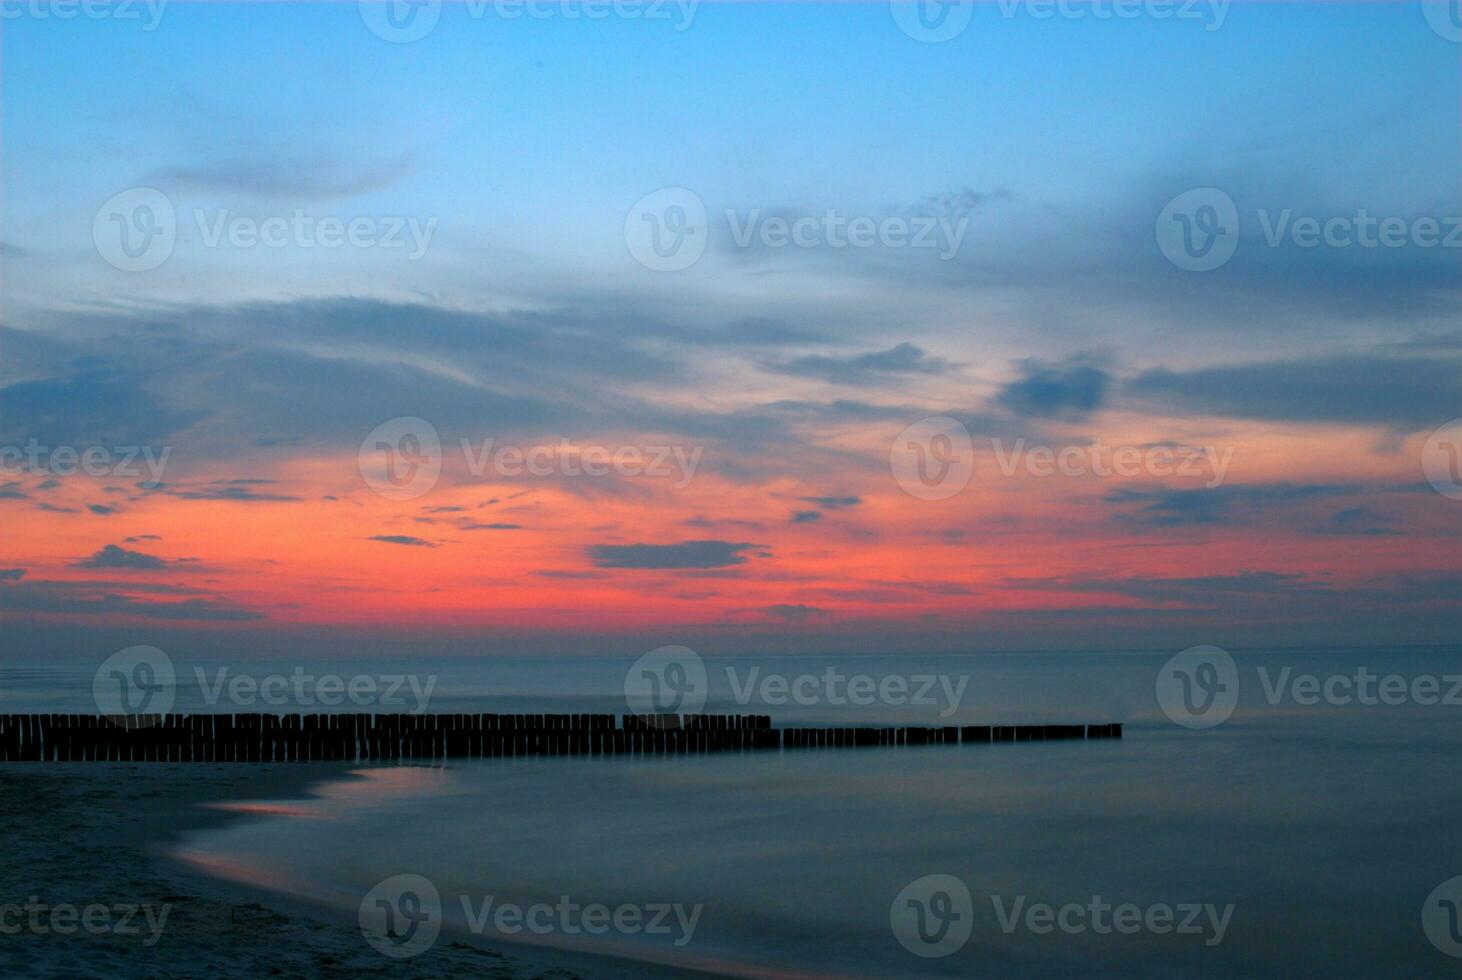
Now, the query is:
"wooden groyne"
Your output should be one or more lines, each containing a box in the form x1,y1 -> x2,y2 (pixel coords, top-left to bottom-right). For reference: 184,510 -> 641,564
0,713 -> 1121,763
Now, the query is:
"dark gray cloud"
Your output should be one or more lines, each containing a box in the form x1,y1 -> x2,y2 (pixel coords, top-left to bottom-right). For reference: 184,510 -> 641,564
1126,353 -> 1461,431
0,365 -> 204,448
763,343 -> 950,386
798,495 -> 862,510
790,510 -> 821,524
763,603 -> 827,622
0,577 -> 260,621
368,535 -> 436,547
588,540 -> 762,570
0,569 -> 25,581
73,545 -> 178,570
87,504 -> 118,516
1106,483 -> 1361,527
997,357 -> 1109,420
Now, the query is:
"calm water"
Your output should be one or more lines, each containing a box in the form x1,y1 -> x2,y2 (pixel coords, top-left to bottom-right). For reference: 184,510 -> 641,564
6,649 -> 1461,977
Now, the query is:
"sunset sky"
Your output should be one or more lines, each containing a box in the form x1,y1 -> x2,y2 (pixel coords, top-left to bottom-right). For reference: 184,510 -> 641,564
2,2 -> 1459,659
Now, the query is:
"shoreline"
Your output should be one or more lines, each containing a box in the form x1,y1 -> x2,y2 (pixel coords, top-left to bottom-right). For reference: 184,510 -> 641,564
0,762 -> 703,979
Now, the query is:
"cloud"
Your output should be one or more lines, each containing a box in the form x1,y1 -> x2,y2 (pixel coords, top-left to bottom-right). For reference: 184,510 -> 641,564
763,343 -> 950,385
1106,483 -> 1360,527
996,357 -> 1109,420
151,479 -> 302,502
0,569 -> 25,581
150,150 -> 413,199
763,603 -> 826,622
588,540 -> 762,569
798,495 -> 861,510
87,504 -> 118,516
0,577 -> 261,621
0,482 -> 27,500
73,545 -> 182,570
1126,353 -> 1462,431
790,510 -> 822,524
368,535 -> 437,547
0,363 -> 204,448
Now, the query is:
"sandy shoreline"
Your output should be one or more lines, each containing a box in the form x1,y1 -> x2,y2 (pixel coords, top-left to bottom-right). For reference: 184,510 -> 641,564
0,762 -> 695,979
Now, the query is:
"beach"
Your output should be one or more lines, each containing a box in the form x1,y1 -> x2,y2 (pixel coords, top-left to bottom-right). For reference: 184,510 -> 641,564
0,762 -> 648,979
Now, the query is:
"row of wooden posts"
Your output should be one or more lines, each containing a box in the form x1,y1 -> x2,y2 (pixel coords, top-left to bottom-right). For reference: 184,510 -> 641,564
0,713 -> 1121,763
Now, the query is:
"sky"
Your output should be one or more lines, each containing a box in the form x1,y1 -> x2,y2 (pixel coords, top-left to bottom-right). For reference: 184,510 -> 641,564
1,0 -> 1459,659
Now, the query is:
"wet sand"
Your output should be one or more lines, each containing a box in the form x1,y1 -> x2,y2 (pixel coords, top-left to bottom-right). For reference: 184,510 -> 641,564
0,763 -> 645,979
